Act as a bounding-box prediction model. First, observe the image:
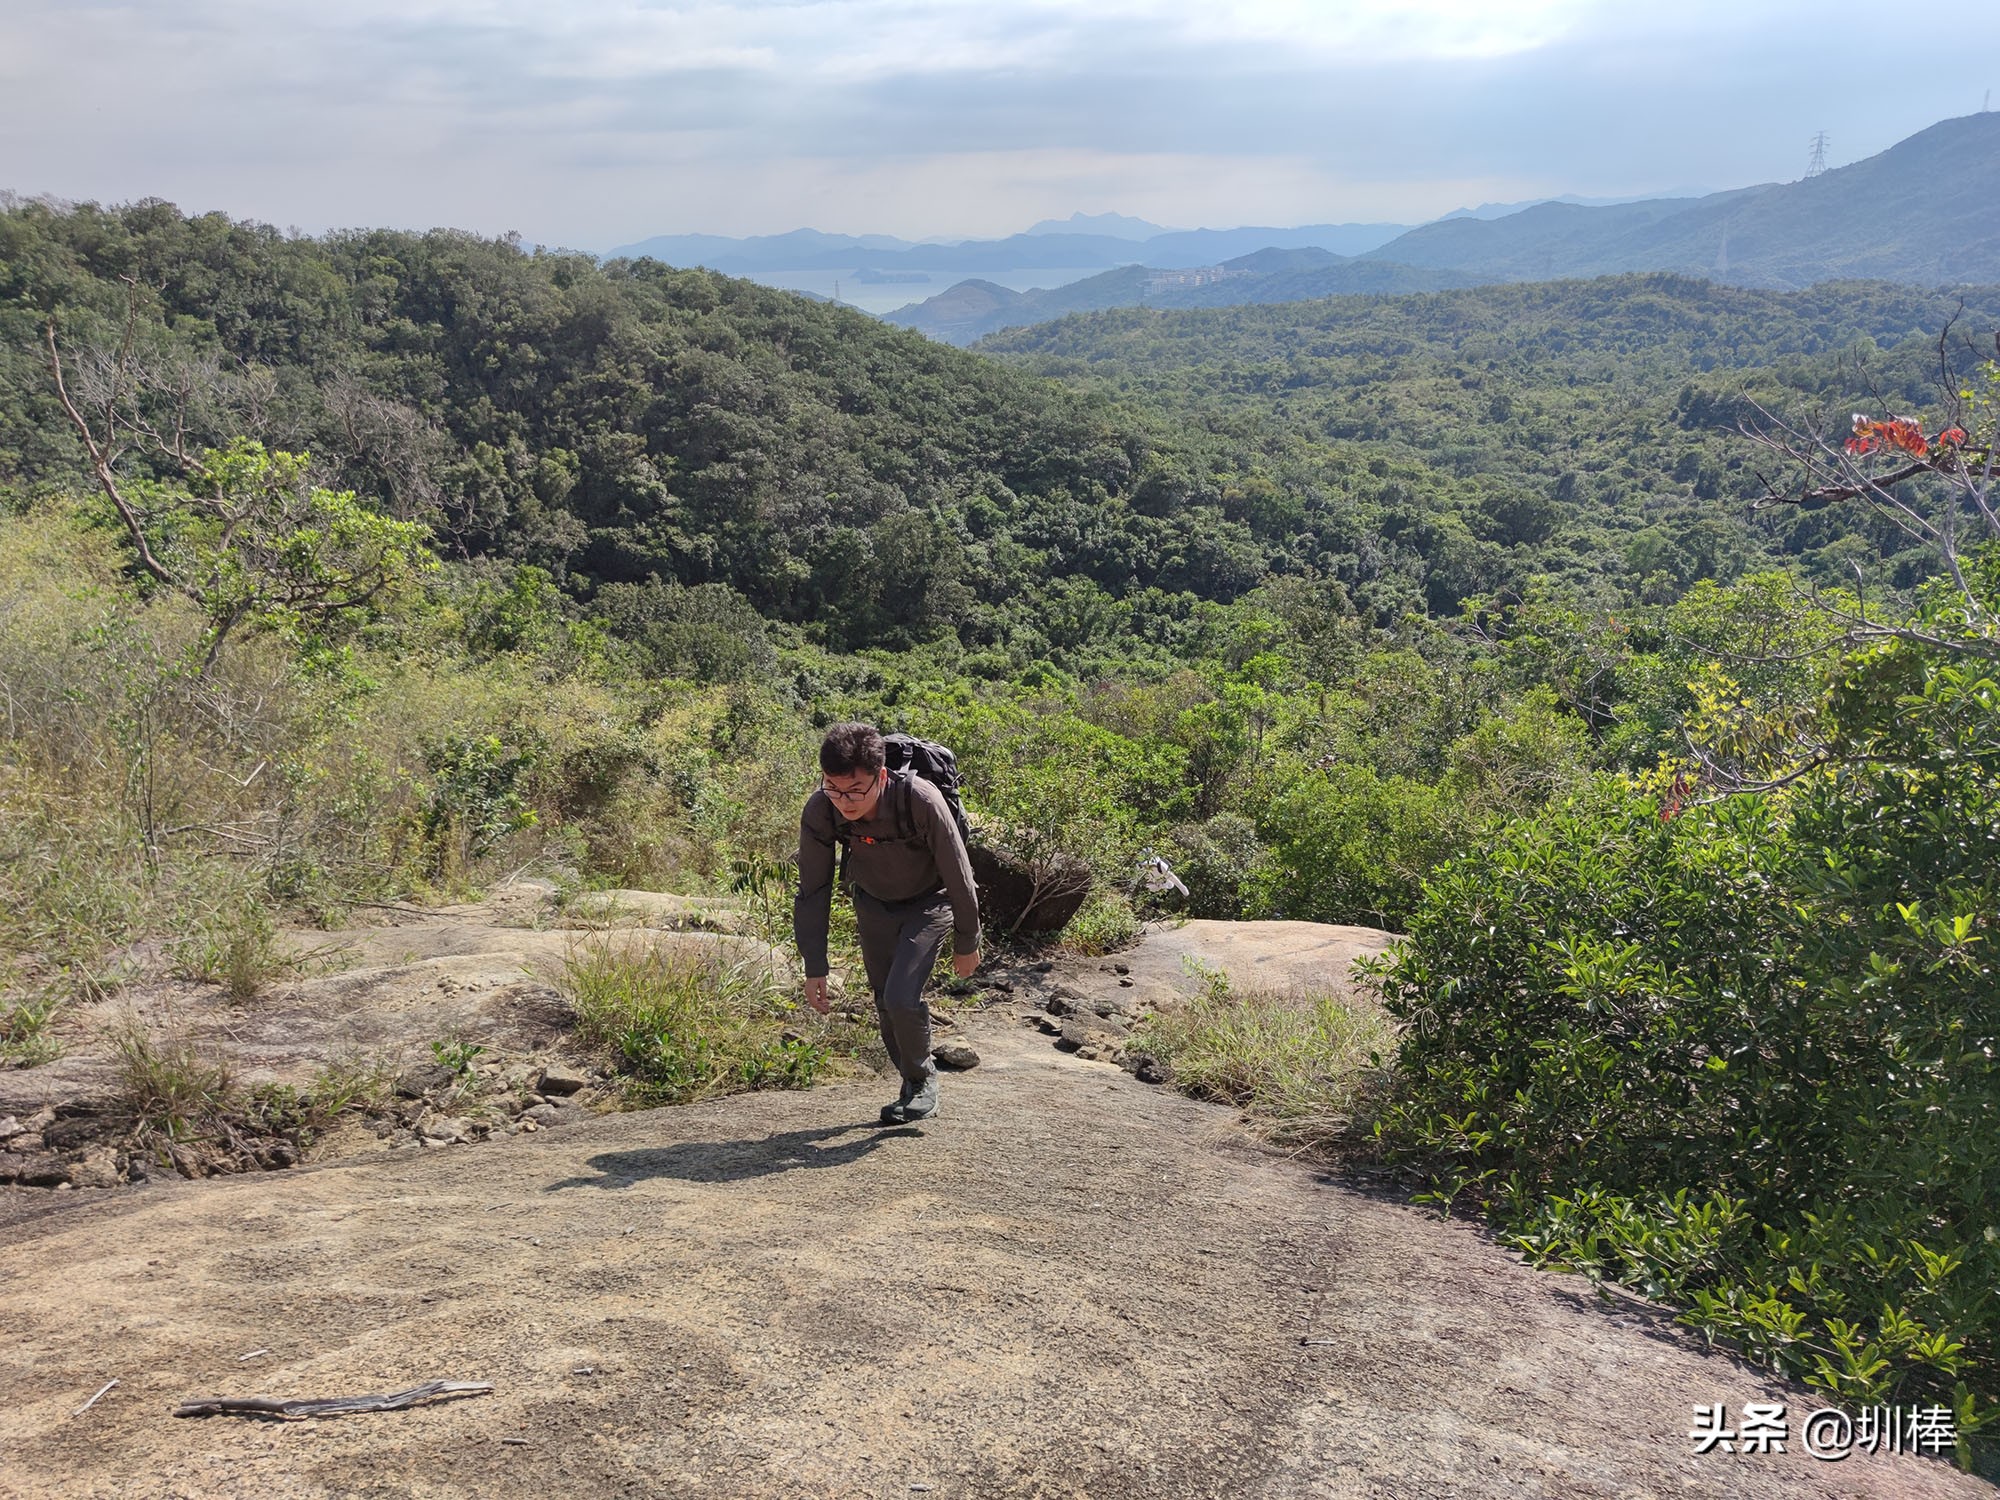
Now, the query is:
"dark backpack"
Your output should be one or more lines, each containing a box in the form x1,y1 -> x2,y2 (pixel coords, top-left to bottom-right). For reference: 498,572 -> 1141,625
833,733 -> 973,879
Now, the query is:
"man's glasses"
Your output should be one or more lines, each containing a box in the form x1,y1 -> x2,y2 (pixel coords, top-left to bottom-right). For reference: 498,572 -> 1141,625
822,777 -> 877,804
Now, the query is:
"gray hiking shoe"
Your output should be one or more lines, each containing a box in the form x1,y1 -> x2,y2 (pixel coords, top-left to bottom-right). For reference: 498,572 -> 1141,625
879,1074 -> 919,1125
900,1071 -> 940,1122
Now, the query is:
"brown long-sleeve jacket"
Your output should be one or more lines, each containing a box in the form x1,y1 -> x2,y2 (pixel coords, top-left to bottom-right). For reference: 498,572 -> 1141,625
793,772 -> 981,979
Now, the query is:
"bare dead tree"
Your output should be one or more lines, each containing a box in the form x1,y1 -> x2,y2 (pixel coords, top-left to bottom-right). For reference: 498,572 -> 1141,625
44,298 -> 434,673
322,371 -> 448,523
1741,329 -> 1999,662
43,284 -> 181,587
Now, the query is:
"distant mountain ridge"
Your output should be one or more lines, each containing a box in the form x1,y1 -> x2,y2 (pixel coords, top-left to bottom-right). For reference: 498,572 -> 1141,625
609,220 -> 1411,274
1360,113 -> 2000,288
883,112 -> 2000,343
1023,211 -> 1173,240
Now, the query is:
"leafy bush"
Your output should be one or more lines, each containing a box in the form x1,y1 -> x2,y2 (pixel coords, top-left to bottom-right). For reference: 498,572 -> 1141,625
1058,888 -> 1141,957
1163,813 -> 1266,919
1250,763 -> 1459,931
1369,568 -> 2000,1466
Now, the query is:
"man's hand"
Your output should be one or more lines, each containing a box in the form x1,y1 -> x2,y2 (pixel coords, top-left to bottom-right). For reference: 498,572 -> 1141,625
802,976 -> 831,1014
952,950 -> 980,979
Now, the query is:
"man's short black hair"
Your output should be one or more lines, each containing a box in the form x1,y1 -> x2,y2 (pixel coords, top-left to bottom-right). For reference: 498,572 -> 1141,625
820,722 -> 885,776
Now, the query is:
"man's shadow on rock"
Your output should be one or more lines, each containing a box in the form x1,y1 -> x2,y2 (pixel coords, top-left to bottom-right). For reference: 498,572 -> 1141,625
544,1122 -> 921,1191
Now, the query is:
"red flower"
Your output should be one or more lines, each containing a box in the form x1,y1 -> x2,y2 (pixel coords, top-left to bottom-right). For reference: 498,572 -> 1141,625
1936,426 -> 1968,448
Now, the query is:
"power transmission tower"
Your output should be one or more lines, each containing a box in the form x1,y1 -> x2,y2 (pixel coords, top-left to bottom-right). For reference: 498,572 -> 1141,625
1806,131 -> 1830,177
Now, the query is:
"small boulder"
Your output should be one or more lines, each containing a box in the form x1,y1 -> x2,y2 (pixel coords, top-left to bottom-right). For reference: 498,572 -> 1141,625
65,1147 -> 124,1189
979,839 -> 1093,931
7,1153 -> 69,1188
536,1063 -> 589,1097
0,1116 -> 20,1141
395,1063 -> 453,1100
522,1103 -> 560,1127
933,1040 -> 980,1071
419,1115 -> 468,1143
1129,1052 -> 1173,1086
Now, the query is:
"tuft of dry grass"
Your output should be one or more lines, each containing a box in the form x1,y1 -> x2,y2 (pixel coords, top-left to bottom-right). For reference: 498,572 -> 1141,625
108,1015 -> 238,1143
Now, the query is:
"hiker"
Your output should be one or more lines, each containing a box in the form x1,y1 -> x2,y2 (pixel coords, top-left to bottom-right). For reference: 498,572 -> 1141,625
794,722 -> 980,1124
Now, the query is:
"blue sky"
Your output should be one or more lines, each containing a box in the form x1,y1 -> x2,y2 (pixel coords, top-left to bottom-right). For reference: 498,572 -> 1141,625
1,0 -> 1990,247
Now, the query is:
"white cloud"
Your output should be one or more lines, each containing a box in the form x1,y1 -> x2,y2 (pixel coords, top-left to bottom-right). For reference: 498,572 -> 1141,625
0,0 -> 1984,243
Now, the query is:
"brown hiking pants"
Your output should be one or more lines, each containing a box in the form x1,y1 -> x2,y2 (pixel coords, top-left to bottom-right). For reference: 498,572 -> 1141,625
852,886 -> 953,1086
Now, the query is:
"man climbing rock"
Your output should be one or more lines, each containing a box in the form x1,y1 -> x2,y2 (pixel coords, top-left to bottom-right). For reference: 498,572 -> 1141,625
794,722 -> 980,1124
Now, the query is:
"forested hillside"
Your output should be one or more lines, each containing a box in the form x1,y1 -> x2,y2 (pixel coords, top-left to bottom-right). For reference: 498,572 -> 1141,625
8,200 -> 1995,657
983,275 -> 2000,604
885,255 -> 1476,344
3,197 -> 1996,1464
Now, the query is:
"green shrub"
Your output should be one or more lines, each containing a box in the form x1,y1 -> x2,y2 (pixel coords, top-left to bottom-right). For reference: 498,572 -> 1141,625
562,938 -> 828,1105
1250,763 -> 1459,931
1163,813 -> 1265,919
1369,566 -> 2000,1470
1059,888 -> 1141,957
167,888 -> 283,1003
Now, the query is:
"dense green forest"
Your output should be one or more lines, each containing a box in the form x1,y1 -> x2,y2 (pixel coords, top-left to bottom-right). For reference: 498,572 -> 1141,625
2,198 -> 1995,1468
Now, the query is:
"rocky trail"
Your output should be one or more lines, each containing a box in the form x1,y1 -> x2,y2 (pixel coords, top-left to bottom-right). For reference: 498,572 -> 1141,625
0,890 -> 1986,1498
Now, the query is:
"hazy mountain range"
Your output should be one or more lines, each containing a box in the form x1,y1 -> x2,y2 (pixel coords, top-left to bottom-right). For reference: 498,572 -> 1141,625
609,218 -> 1411,273
882,113 -> 2000,343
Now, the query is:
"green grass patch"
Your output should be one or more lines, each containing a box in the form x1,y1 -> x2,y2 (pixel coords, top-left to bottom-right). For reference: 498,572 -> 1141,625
1135,965 -> 1397,1151
0,984 -> 65,1066
561,938 -> 830,1106
109,1017 -> 238,1143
